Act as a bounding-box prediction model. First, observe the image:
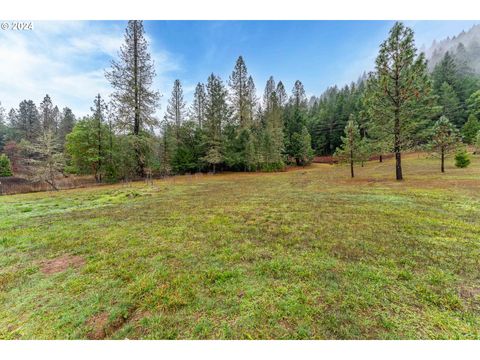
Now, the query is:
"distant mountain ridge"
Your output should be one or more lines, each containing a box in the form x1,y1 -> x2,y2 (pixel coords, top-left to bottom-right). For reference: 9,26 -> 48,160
424,24 -> 480,73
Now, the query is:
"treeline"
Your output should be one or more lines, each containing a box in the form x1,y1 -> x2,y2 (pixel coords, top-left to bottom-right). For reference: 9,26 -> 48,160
0,21 -> 314,187
1,21 -> 480,187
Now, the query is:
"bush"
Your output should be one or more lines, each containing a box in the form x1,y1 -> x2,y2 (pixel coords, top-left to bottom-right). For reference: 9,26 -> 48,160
259,161 -> 285,172
454,148 -> 471,168
0,153 -> 13,177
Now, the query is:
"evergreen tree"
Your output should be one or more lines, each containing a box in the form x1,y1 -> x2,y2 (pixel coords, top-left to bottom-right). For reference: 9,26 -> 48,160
52,106 -> 61,134
461,114 -> 480,144
366,22 -> 436,180
39,95 -> 56,133
165,79 -> 188,172
224,63 -> 257,171
276,81 -> 288,107
0,153 -> 13,177
291,80 -> 307,108
454,43 -> 473,77
91,94 -> 108,181
171,120 -> 202,174
438,82 -> 464,128
229,56 -> 251,128
191,83 -> 207,128
66,116 -> 109,182
310,82 -> 367,156
13,100 -> 41,141
432,52 -> 458,94
466,90 -> 480,119
429,116 -> 459,173
7,109 -> 17,127
58,107 -> 76,149
203,74 -> 229,172
106,20 -> 160,177
246,76 -> 258,126
166,79 -> 187,139
454,147 -> 470,168
290,125 -> 313,166
263,76 -> 276,113
262,91 -> 285,170
284,80 -> 313,165
335,115 -> 362,178
474,130 -> 480,155
158,117 -> 176,175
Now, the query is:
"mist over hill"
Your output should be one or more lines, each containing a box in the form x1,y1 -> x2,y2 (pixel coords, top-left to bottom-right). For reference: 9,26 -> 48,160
425,24 -> 480,73
308,24 -> 480,111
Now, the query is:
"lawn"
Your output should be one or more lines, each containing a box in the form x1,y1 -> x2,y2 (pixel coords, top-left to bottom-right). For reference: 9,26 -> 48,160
0,153 -> 479,339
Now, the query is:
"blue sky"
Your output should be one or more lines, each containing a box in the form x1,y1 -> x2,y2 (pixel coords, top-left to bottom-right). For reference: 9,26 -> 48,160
0,20 -> 479,118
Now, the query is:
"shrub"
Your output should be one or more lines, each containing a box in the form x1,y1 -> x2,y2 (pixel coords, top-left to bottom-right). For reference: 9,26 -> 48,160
0,153 -> 13,177
454,148 -> 471,168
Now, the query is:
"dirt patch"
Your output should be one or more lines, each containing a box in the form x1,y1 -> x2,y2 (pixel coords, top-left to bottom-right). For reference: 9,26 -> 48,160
459,286 -> 480,300
86,312 -> 110,340
40,255 -> 85,275
86,312 -> 128,340
86,308 -> 141,339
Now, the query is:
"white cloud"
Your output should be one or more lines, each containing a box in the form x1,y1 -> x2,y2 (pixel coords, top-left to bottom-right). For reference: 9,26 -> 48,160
0,21 -> 180,119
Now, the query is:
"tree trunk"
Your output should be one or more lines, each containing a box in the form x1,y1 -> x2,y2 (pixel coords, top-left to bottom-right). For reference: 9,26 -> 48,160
47,181 -> 58,191
132,21 -> 144,178
379,154 -> 383,163
135,146 -> 145,178
350,148 -> 354,178
441,148 -> 445,173
98,119 -> 102,183
133,22 -> 140,137
394,110 -> 403,181
109,121 -> 113,166
47,166 -> 58,191
395,151 -> 402,180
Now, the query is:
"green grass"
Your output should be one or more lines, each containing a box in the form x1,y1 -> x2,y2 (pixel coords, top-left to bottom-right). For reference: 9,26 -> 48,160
1,153 -> 479,339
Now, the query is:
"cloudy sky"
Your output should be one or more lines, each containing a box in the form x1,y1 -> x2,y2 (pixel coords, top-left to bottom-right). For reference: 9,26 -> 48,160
0,20 -> 479,118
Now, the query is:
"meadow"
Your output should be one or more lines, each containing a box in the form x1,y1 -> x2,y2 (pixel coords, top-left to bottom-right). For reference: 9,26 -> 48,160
0,153 -> 479,339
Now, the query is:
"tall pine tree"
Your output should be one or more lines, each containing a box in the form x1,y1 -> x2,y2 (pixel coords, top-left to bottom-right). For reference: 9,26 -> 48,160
15,100 -> 41,141
203,74 -> 229,173
229,56 -> 251,128
58,107 -> 76,149
366,22 -> 435,180
191,83 -> 207,128
335,115 -> 362,178
39,95 -> 56,133
106,20 -> 160,177
91,94 -> 108,181
166,79 -> 187,140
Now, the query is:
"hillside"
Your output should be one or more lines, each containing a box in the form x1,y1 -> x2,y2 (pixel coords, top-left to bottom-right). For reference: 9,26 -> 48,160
426,24 -> 480,73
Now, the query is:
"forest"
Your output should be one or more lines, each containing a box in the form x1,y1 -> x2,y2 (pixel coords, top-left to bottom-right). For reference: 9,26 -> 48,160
1,21 -> 480,189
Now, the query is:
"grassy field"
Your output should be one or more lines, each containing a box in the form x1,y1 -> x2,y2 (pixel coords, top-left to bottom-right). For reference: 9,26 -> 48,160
1,153 -> 479,339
